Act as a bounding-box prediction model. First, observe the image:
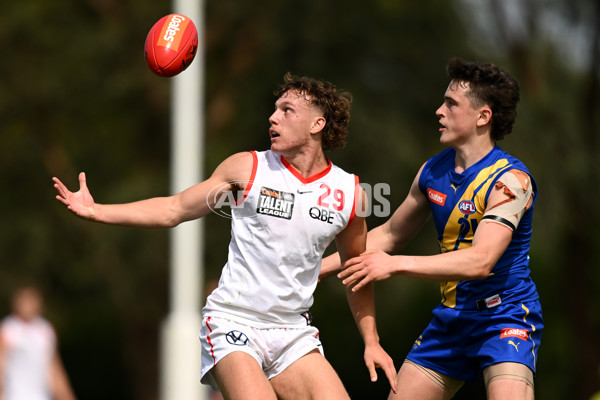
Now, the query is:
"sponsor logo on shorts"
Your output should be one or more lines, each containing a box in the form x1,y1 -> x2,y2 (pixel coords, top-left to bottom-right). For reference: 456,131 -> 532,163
427,188 -> 447,206
226,330 -> 249,346
257,187 -> 295,219
508,340 -> 521,351
499,328 -> 529,341
458,200 -> 476,215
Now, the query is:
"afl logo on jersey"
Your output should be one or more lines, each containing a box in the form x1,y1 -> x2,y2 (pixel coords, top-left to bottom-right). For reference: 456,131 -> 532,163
458,200 -> 476,215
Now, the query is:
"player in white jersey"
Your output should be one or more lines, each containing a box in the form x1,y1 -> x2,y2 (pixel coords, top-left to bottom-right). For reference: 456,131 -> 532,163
0,286 -> 77,400
203,149 -> 358,327
52,73 -> 397,399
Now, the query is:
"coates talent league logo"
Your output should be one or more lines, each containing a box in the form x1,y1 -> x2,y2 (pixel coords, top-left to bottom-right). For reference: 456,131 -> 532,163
256,186 -> 295,220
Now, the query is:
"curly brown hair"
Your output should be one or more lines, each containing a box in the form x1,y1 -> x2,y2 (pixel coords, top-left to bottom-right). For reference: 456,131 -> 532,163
274,73 -> 352,151
446,58 -> 520,141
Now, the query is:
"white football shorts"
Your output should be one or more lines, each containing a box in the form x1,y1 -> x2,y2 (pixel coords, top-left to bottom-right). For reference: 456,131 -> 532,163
199,316 -> 324,391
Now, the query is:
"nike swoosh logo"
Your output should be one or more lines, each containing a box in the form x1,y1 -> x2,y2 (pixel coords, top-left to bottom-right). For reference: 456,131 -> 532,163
297,190 -> 313,194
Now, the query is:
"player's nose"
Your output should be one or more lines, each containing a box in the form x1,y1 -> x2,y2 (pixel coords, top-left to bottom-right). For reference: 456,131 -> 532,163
269,109 -> 280,124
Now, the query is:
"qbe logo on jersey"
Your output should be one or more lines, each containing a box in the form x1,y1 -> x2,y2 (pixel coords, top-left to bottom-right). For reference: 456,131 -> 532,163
257,186 -> 295,219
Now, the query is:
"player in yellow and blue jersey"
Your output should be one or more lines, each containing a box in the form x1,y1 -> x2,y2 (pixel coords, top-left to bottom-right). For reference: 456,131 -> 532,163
322,58 -> 542,399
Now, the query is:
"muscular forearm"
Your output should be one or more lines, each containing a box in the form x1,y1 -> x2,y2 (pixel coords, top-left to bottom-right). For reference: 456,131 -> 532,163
394,247 -> 497,281
365,224 -> 404,254
92,197 -> 183,228
394,222 -> 512,281
319,253 -> 342,281
345,283 -> 380,346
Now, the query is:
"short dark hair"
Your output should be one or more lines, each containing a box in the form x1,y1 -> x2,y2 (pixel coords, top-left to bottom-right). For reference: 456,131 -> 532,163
274,73 -> 352,151
446,58 -> 520,141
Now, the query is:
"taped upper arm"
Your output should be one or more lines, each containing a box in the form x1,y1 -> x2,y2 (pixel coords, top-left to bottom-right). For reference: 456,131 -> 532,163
481,169 -> 533,231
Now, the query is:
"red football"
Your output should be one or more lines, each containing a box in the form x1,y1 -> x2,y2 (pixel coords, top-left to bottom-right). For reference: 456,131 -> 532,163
144,14 -> 198,77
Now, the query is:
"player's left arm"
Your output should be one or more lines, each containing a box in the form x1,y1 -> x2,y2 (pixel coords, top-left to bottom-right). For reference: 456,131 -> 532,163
334,188 -> 397,393
49,347 -> 77,400
340,169 -> 534,289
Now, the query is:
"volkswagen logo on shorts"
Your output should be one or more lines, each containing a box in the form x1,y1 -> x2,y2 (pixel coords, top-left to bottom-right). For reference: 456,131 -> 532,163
226,330 -> 249,346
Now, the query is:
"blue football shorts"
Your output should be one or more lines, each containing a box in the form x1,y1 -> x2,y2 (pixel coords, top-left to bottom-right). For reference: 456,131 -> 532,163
406,300 -> 543,382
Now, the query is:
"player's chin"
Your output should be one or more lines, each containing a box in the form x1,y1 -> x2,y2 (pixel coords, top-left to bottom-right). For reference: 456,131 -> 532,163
438,134 -> 453,146
269,142 -> 286,154
270,140 -> 299,156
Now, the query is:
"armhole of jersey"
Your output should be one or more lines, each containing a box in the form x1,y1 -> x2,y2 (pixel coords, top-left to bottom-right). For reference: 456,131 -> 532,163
530,174 -> 538,204
346,175 -> 360,228
235,151 -> 258,206
417,160 -> 430,194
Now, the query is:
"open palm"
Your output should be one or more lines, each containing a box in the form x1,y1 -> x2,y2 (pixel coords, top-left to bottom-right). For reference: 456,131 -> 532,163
52,172 -> 97,220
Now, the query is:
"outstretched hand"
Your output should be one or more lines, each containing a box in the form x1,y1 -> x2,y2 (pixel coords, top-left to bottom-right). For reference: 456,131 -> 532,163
364,342 -> 398,393
52,172 -> 97,220
338,249 -> 398,292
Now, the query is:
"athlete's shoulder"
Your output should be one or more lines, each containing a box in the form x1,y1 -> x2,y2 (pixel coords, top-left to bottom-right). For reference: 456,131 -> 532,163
424,148 -> 455,169
219,151 -> 254,166
419,149 -> 455,183
493,147 -> 533,176
211,151 -> 260,187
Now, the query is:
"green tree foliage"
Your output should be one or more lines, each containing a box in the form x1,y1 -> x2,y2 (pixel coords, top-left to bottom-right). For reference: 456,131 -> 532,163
0,0 -> 598,399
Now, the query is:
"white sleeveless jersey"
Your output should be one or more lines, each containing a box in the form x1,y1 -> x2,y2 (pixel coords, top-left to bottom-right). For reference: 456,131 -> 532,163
203,150 -> 359,327
0,316 -> 56,400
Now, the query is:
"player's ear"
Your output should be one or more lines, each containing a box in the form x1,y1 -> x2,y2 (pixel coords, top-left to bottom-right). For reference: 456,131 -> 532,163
311,116 -> 326,134
477,107 -> 492,127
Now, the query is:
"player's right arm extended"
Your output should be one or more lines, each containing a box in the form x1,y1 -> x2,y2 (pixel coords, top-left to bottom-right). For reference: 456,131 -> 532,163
52,152 -> 254,228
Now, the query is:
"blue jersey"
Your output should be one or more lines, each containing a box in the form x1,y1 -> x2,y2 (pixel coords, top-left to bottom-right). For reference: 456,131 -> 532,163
418,145 -> 539,310
408,146 -> 543,380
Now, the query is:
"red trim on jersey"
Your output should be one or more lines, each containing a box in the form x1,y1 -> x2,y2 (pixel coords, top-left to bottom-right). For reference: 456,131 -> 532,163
346,175 -> 359,228
205,317 -> 217,366
280,155 -> 333,184
235,151 -> 258,206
